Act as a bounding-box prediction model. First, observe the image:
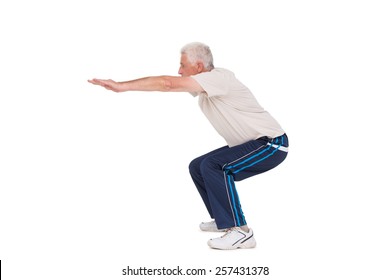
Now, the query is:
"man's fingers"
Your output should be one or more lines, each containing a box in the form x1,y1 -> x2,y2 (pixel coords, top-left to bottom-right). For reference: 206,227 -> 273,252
88,79 -> 109,86
88,79 -> 102,85
88,78 -> 120,92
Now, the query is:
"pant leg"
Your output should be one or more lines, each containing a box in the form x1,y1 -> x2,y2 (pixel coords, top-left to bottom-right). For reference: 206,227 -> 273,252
195,134 -> 289,229
189,146 -> 229,219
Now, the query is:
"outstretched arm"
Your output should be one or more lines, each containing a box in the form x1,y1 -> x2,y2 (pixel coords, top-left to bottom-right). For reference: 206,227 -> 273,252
88,76 -> 204,93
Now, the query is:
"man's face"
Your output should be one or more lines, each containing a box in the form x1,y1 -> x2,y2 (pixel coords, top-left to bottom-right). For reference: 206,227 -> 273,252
178,54 -> 200,77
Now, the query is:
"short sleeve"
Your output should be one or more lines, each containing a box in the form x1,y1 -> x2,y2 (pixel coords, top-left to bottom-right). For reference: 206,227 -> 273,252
191,68 -> 231,97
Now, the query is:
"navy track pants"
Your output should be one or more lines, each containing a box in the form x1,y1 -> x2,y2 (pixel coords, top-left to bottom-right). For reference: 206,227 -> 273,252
189,134 -> 288,229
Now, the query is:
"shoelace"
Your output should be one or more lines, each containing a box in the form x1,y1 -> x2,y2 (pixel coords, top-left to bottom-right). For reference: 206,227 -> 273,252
221,227 -> 241,238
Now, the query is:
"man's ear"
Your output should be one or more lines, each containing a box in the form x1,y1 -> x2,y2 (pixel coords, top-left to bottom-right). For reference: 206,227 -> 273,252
197,62 -> 205,73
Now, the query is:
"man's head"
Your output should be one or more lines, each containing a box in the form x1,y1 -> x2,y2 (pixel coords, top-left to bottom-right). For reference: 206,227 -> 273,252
178,42 -> 214,77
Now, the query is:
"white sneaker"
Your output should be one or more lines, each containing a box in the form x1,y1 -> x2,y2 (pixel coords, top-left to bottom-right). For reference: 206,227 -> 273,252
199,220 -> 225,232
207,227 -> 256,250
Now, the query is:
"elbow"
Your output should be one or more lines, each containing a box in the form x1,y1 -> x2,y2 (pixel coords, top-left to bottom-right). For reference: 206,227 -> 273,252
161,77 -> 174,91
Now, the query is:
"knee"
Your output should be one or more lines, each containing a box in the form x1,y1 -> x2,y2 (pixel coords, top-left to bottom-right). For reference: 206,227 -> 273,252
199,157 -> 221,174
189,157 -> 201,175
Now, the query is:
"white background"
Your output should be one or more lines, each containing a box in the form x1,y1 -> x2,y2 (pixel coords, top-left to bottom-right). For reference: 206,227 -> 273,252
1,0 -> 389,279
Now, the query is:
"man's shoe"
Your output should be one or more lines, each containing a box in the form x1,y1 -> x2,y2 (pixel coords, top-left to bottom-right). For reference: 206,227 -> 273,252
207,227 -> 256,250
199,220 -> 225,232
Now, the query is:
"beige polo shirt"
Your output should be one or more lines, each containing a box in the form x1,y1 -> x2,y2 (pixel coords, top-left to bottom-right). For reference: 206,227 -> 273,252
190,68 -> 285,147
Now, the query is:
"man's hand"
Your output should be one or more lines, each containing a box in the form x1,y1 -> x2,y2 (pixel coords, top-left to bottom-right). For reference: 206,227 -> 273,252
88,79 -> 123,92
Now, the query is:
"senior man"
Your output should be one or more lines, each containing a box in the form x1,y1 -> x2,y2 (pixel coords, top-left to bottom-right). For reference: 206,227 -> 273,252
88,42 -> 288,250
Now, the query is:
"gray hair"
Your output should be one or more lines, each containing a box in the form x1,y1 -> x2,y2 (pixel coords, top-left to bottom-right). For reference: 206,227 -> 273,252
181,42 -> 214,70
